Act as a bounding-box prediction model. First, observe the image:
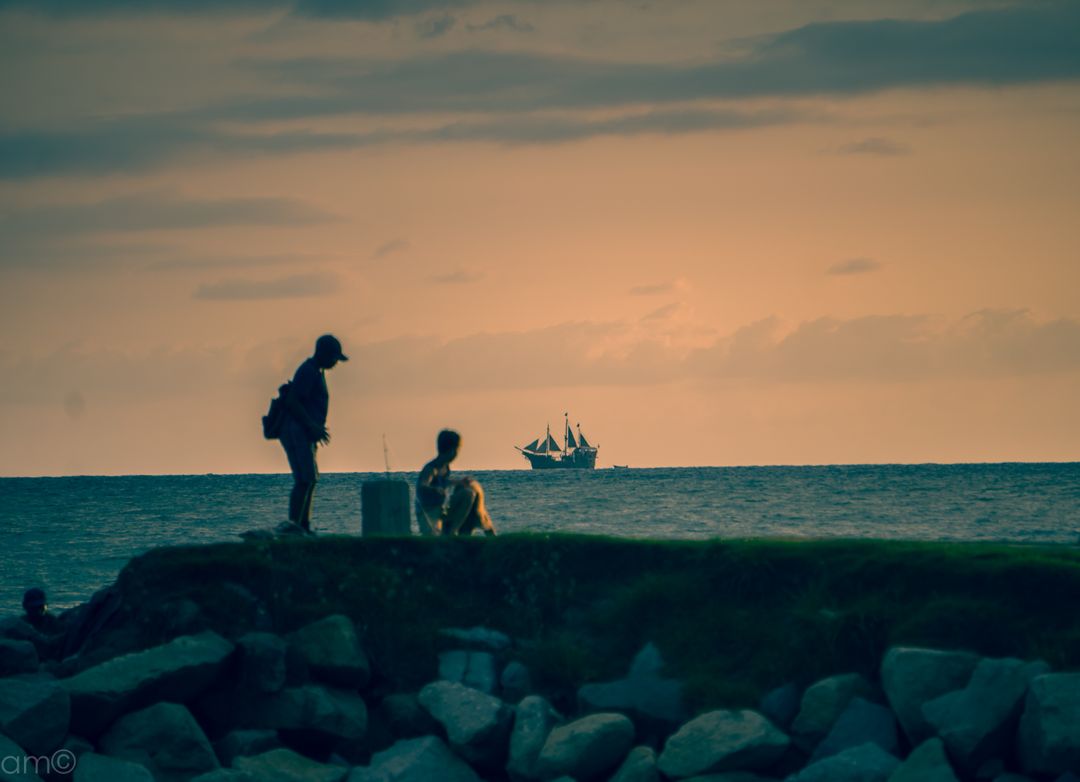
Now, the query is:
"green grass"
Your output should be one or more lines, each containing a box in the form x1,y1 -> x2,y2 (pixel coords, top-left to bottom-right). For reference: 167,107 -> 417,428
113,534 -> 1080,713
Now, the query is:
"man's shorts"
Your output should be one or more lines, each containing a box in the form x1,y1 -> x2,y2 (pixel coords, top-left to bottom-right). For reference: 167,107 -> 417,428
281,418 -> 318,484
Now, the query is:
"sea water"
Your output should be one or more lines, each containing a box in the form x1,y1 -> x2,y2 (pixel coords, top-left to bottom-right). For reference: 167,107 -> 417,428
1,463 -> 1079,609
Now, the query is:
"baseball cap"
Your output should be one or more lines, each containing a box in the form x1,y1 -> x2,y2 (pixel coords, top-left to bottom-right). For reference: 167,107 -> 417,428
315,334 -> 349,362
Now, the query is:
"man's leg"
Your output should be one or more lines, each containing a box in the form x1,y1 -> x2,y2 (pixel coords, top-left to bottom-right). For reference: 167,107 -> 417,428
283,434 -> 318,529
443,485 -> 478,536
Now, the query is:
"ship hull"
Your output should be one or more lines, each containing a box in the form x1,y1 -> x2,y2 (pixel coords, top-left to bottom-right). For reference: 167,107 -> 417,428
523,448 -> 598,470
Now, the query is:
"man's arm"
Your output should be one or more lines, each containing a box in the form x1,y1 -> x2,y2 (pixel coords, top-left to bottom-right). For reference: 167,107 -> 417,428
285,365 -> 329,444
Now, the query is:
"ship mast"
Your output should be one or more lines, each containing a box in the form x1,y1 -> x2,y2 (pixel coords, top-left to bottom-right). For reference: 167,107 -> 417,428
564,412 -> 569,451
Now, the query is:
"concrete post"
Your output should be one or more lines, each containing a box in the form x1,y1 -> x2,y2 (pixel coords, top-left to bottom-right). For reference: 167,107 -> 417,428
361,479 -> 412,536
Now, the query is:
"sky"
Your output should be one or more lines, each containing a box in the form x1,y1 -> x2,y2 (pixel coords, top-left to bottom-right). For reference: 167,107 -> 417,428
1,0 -> 1079,476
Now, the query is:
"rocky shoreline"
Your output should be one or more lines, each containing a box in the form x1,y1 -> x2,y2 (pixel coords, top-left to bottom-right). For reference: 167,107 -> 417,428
1,535 -> 1078,781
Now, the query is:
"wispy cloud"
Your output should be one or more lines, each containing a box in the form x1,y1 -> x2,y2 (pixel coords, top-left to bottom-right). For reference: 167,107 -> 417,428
629,278 -> 687,296
827,258 -> 882,276
430,268 -> 484,285
833,137 -> 911,156
466,14 -> 534,34
193,272 -> 340,300
415,13 -> 455,39
372,239 -> 411,260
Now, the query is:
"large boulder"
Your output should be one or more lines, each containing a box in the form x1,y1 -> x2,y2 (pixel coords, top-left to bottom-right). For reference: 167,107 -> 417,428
73,753 -> 155,782
367,694 -> 440,752
62,631 -> 234,737
577,644 -> 686,735
609,746 -> 659,782
881,648 -> 978,745
810,697 -> 898,763
417,681 -> 512,768
99,701 -> 219,782
214,729 -> 282,766
438,627 -> 512,652
887,738 -> 960,782
0,641 -> 38,678
506,695 -> 561,781
233,748 -> 348,782
1018,673 -> 1080,776
0,733 -> 43,782
789,742 -> 899,782
791,674 -> 874,751
759,683 -> 801,731
657,709 -> 790,778
236,633 -> 287,695
287,616 -> 370,690
500,662 -> 533,703
922,657 -> 1049,774
438,651 -> 497,695
347,736 -> 483,782
534,713 -> 635,781
220,685 -> 368,749
0,674 -> 70,754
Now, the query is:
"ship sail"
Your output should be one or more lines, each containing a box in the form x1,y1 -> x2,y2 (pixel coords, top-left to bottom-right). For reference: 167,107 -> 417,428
523,438 -> 540,452
577,429 -> 591,448
566,428 -> 578,449
538,433 -> 561,452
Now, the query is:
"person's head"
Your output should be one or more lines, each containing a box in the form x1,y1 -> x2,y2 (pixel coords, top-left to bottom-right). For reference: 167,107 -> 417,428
314,334 -> 349,369
436,429 -> 461,462
22,588 -> 47,619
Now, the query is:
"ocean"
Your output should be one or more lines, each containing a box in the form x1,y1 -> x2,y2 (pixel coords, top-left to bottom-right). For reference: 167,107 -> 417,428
2,463 -> 1079,611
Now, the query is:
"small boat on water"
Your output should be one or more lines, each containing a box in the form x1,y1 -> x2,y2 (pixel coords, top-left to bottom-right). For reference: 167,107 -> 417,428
612,465 -> 629,469
517,414 -> 598,469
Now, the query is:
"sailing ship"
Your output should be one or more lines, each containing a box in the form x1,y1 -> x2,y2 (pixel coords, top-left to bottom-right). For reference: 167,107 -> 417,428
517,414 -> 598,469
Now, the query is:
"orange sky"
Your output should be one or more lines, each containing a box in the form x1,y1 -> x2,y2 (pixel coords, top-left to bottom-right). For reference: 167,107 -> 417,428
1,0 -> 1079,475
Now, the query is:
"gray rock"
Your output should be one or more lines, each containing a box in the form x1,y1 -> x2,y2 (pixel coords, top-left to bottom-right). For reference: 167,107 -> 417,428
99,702 -> 219,782
811,697 -> 898,762
609,746 -> 659,782
881,648 -> 978,745
759,683 -> 801,731
791,673 -> 874,751
191,772 -> 259,782
922,657 -> 1049,774
577,644 -> 686,732
438,650 -> 497,694
0,733 -> 42,782
237,633 -> 287,694
61,631 -> 234,737
658,709 -> 790,778
534,713 -> 635,781
62,734 -> 95,758
214,729 -> 281,766
234,748 -> 348,782
887,738 -> 960,782
73,753 -> 154,782
0,641 -> 38,677
438,627 -> 512,652
372,694 -> 440,741
228,685 -> 368,745
1018,673 -> 1080,776
507,695 -> 561,781
287,616 -> 370,690
500,662 -> 533,703
790,742 -> 899,782
0,674 -> 70,754
418,681 -> 512,768
347,736 -> 483,782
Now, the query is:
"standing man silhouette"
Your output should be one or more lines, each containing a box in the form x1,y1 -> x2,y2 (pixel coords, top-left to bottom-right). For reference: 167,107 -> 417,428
281,334 -> 348,532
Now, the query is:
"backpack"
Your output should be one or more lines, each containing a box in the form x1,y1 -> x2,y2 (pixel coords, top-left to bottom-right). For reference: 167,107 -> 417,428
262,382 -> 292,440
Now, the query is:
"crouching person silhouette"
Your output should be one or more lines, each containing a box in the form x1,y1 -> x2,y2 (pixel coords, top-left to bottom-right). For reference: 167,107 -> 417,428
416,429 -> 497,537
281,334 -> 348,532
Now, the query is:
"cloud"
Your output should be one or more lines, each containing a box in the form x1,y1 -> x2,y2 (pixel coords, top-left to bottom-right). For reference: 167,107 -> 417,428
150,253 -> 317,271
430,268 -> 484,285
415,13 -> 455,39
833,137 -> 911,156
466,14 -> 534,34
0,108 -> 806,179
0,0 -> 477,19
246,3 -> 1080,115
827,258 -> 882,276
193,272 -> 340,300
372,239 -> 411,260
0,192 -> 336,267
629,278 -> 687,296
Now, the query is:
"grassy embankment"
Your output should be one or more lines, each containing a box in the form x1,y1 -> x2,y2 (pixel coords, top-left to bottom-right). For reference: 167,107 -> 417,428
115,534 -> 1080,713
